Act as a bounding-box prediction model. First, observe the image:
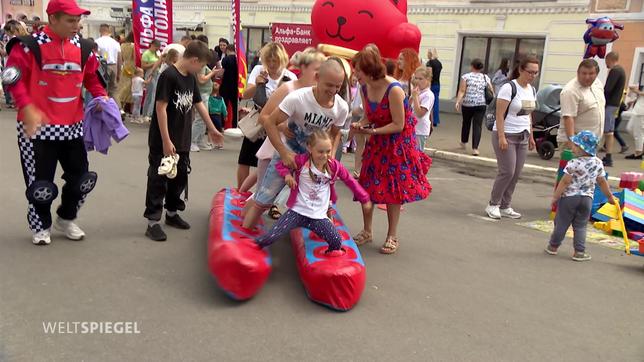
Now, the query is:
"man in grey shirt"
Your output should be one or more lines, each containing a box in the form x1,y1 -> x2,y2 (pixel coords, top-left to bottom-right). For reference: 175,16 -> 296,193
602,51 -> 626,166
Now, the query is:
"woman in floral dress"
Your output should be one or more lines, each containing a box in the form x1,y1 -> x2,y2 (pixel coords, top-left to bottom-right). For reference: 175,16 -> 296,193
350,44 -> 432,254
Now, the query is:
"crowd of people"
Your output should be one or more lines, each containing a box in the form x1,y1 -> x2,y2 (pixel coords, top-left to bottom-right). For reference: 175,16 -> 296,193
3,0 -> 644,262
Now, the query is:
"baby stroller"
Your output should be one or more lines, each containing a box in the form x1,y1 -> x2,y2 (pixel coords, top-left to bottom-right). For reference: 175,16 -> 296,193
532,84 -> 562,160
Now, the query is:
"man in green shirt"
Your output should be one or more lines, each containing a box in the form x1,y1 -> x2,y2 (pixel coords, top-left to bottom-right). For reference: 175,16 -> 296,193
141,40 -> 162,120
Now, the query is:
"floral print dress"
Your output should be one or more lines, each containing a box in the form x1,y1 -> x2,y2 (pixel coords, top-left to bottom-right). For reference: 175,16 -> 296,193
359,82 -> 432,204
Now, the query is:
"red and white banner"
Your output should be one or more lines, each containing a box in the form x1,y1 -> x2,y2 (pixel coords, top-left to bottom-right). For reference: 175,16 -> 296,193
132,0 -> 173,64
271,23 -> 315,57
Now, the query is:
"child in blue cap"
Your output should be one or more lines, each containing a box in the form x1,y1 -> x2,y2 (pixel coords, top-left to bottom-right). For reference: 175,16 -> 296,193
546,130 -> 615,261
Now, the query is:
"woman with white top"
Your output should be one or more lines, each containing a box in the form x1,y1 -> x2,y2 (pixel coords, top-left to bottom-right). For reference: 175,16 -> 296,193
455,58 -> 494,156
238,42 -> 297,189
485,57 -> 540,220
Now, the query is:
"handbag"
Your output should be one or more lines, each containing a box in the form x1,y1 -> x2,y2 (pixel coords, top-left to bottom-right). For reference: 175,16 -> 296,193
483,74 -> 494,105
238,108 -> 265,142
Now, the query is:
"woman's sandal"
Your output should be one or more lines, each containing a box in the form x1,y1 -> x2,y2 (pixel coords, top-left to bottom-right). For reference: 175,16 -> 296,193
352,170 -> 360,179
354,230 -> 373,246
379,236 -> 399,254
268,205 -> 282,220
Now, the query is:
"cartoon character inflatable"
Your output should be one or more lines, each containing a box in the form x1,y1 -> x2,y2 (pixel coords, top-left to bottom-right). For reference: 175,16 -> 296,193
311,0 -> 421,59
583,17 -> 624,59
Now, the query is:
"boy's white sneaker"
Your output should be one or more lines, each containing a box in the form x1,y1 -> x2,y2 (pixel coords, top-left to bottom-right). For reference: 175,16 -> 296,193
190,144 -> 200,152
500,207 -> 522,219
485,204 -> 501,219
32,229 -> 51,245
54,217 -> 85,240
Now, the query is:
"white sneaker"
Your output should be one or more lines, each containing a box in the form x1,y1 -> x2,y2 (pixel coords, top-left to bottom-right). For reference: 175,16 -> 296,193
485,204 -> 501,219
32,229 -> 51,245
500,207 -> 522,219
190,144 -> 200,152
54,217 -> 85,240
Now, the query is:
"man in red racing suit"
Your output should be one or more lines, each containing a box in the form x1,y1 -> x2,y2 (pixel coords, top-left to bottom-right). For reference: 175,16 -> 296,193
3,0 -> 107,245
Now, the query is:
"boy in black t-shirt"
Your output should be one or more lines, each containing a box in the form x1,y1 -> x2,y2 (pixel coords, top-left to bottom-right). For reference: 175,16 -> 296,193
144,41 -> 224,241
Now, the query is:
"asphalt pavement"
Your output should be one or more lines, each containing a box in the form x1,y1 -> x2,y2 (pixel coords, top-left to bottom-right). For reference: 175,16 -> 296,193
1,112 -> 643,361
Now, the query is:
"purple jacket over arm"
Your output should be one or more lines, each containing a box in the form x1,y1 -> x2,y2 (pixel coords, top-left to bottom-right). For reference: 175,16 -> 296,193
83,97 -> 129,154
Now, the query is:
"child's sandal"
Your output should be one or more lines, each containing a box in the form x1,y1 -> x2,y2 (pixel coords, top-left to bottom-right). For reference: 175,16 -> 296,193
379,236 -> 399,254
354,230 -> 373,246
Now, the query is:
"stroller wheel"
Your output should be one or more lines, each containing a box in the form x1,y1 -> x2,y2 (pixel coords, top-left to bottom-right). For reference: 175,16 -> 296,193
538,141 -> 555,160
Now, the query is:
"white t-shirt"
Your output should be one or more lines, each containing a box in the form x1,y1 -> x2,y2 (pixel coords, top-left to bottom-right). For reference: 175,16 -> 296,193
493,80 -> 536,134
248,64 -> 297,99
461,72 -> 489,107
162,43 -> 185,56
94,35 -> 121,64
291,163 -> 332,219
278,87 -> 349,153
414,88 -> 435,136
563,156 -> 605,198
256,82 -> 298,161
131,76 -> 144,96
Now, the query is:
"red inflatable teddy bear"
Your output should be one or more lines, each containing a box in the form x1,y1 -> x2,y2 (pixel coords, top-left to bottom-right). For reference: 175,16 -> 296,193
311,0 -> 421,59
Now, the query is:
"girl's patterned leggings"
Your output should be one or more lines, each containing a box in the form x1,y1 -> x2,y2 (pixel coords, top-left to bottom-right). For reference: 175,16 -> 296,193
256,210 -> 342,251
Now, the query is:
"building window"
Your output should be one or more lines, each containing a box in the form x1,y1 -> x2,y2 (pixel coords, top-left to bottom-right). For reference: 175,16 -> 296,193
242,26 -> 271,72
594,0 -> 629,12
458,35 -> 545,93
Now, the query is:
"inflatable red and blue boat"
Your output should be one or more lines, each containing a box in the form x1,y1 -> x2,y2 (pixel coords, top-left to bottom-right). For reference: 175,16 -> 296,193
290,208 -> 366,311
208,188 -> 271,300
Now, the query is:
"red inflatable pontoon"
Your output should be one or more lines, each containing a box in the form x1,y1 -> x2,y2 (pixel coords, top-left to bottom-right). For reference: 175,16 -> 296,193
290,208 -> 366,311
208,188 -> 271,300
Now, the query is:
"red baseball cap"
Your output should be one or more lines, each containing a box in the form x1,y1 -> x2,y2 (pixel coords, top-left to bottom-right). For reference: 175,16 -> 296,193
46,0 -> 91,16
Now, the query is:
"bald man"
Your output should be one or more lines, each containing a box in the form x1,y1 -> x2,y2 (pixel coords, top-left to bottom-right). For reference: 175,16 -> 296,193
241,59 -> 349,228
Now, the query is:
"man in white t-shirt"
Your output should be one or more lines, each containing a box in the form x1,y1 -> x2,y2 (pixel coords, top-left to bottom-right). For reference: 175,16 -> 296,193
94,24 -> 121,98
557,59 -> 605,150
161,36 -> 190,57
242,59 -> 349,228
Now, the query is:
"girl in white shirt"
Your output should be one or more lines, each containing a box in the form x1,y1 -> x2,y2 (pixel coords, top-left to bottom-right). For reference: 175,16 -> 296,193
410,66 -> 435,151
255,131 -> 372,252
485,57 -> 540,220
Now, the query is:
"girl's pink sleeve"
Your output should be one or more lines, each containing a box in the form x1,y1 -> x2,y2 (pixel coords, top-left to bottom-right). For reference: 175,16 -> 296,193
336,162 -> 370,203
275,161 -> 291,178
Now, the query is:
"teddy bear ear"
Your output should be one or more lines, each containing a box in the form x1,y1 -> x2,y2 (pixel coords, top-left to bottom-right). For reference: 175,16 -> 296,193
389,0 -> 408,15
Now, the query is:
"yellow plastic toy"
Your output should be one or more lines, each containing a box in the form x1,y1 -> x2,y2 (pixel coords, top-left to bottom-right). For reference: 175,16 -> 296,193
593,198 -> 631,254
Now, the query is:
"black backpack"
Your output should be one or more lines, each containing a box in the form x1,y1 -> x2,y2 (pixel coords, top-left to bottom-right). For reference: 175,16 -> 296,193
6,35 -> 108,88
95,54 -> 110,88
485,81 -> 536,131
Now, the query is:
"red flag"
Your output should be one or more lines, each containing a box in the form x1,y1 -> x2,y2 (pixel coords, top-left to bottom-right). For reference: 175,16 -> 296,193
132,0 -> 173,65
232,0 -> 247,98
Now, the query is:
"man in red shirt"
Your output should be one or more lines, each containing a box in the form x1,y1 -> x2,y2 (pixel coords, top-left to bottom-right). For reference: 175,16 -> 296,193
3,0 -> 107,245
